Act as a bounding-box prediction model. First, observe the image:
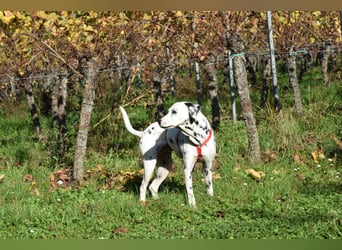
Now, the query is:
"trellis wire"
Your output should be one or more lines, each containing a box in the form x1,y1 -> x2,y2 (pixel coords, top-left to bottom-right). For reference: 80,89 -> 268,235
0,41 -> 340,83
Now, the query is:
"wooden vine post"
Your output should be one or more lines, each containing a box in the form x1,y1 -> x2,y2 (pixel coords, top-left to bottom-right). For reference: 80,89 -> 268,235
203,56 -> 220,131
192,11 -> 202,106
227,32 -> 261,163
320,40 -> 331,85
52,72 -> 68,129
228,50 -> 237,122
165,42 -> 176,98
153,72 -> 165,121
73,59 -> 98,184
24,74 -> 44,141
288,47 -> 303,115
260,58 -> 271,109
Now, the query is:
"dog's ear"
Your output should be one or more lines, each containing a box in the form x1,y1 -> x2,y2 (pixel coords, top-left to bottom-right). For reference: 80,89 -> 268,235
185,102 -> 201,118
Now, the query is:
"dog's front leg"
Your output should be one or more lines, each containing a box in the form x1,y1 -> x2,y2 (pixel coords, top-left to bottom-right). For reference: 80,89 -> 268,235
183,158 -> 197,208
203,160 -> 214,197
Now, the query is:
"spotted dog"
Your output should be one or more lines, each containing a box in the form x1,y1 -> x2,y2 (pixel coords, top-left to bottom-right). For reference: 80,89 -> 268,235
119,102 -> 216,208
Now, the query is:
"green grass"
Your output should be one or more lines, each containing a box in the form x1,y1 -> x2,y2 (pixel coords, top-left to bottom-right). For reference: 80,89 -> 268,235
0,69 -> 341,239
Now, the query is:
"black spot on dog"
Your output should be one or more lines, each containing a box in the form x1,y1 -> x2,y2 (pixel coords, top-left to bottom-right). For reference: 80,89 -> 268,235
185,126 -> 194,131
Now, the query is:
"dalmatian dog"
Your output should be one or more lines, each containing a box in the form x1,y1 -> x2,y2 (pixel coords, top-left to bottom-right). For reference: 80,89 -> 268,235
119,102 -> 216,208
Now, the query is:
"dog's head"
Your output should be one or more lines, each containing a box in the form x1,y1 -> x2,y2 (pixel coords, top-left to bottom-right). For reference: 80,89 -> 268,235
159,102 -> 201,129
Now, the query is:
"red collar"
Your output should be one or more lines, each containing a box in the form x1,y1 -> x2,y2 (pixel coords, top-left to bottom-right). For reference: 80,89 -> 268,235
197,128 -> 213,160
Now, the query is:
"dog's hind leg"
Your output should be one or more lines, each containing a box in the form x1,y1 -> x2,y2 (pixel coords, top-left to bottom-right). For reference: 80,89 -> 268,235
149,147 -> 173,199
140,158 -> 156,202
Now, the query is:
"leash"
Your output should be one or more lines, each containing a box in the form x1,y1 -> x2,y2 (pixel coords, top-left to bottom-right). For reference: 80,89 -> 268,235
196,128 -> 213,160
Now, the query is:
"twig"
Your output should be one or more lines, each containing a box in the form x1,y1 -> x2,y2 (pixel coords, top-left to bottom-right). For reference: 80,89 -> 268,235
122,90 -> 153,107
93,90 -> 152,129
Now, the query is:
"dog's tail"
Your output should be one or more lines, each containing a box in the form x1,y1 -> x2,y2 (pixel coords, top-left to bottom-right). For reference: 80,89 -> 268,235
119,106 -> 144,138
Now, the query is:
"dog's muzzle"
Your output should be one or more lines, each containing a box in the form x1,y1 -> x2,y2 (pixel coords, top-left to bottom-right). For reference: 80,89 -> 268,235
158,118 -> 171,129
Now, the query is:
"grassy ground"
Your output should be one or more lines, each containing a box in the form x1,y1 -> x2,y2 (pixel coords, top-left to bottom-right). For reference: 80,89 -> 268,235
0,69 -> 341,239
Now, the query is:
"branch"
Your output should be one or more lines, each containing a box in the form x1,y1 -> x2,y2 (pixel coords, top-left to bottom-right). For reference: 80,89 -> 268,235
299,23 -> 322,43
15,32 -> 83,77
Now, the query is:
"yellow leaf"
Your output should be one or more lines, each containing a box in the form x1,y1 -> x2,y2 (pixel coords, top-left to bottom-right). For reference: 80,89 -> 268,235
312,11 -> 321,16
89,11 -> 98,18
143,13 -> 152,20
18,68 -> 25,76
250,26 -> 258,34
278,16 -> 286,24
47,12 -> 59,23
246,169 -> 265,181
60,11 -> 69,18
119,12 -> 128,20
0,174 -> 4,183
0,11 -> 15,24
3,11 -> 13,16
36,11 -> 48,19
84,25 -> 95,32
311,147 -> 325,163
175,11 -> 183,17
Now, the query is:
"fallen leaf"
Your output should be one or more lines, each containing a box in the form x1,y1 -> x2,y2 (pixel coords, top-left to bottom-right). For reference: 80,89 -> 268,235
49,169 -> 71,190
303,135 -> 316,143
330,134 -> 342,149
23,174 -> 33,182
294,173 -> 305,181
216,211 -> 225,218
293,154 -> 301,164
49,173 -> 57,190
112,227 -> 128,234
246,169 -> 265,181
0,174 -> 4,183
201,172 -> 221,183
31,188 -> 41,196
311,146 -> 325,163
272,169 -> 281,175
262,150 -> 277,162
213,172 -> 221,180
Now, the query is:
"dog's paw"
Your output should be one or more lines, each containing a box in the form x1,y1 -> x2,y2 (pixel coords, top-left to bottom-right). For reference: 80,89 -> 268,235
148,186 -> 159,199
